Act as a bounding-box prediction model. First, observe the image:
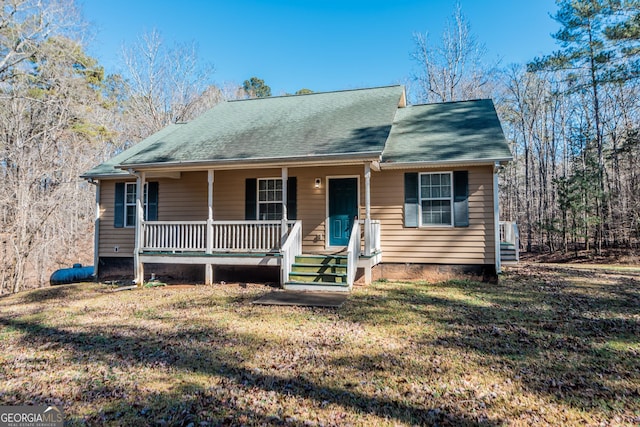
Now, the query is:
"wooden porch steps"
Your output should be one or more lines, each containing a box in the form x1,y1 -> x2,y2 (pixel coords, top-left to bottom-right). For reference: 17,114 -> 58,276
500,242 -> 518,263
284,254 -> 350,292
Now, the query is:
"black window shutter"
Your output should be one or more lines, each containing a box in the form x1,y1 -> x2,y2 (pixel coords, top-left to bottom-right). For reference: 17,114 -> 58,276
114,182 -> 125,228
147,182 -> 159,221
287,177 -> 297,220
404,173 -> 419,227
245,178 -> 257,220
453,171 -> 469,227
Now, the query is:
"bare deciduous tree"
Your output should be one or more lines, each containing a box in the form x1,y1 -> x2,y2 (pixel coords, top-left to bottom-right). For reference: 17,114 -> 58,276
0,31 -> 110,293
0,0 -> 82,80
119,29 -> 217,141
411,3 -> 496,104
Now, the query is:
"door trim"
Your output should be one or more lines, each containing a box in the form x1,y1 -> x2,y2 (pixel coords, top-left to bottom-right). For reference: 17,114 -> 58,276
325,175 -> 360,250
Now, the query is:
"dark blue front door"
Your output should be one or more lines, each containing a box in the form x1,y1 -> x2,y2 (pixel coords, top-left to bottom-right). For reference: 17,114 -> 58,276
329,178 -> 358,246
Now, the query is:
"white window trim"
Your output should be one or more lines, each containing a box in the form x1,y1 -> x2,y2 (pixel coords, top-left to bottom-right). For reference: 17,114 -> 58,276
419,171 -> 454,227
257,177 -> 283,220
124,182 -> 149,228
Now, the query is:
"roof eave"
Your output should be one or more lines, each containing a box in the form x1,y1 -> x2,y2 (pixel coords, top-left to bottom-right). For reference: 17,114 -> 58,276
119,151 -> 383,172
380,156 -> 512,170
80,171 -> 132,180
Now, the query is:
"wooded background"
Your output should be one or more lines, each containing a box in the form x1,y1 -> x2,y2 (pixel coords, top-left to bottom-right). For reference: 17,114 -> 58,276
1,0 -> 638,293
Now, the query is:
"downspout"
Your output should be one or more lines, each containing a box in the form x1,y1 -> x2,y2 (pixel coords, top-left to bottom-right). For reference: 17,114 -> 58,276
88,179 -> 100,280
493,162 -> 501,274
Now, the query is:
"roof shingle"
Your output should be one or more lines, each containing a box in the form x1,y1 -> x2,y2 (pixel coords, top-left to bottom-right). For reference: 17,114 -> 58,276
120,85 -> 404,166
382,99 -> 512,164
82,86 -> 512,178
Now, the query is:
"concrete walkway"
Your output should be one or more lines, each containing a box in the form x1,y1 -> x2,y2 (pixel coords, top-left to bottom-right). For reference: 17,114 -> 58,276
252,291 -> 348,307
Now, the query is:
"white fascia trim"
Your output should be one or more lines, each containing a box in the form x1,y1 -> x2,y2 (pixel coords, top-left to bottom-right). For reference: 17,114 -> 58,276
119,152 -> 383,172
379,157 -> 512,170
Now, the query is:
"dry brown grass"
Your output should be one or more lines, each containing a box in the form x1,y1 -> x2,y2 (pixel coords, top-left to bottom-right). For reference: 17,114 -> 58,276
0,263 -> 638,426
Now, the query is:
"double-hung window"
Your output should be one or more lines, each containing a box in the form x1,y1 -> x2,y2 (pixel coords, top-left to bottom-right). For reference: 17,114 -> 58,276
245,177 -> 296,221
404,171 -> 468,228
419,172 -> 453,226
124,182 -> 148,227
114,181 -> 158,228
257,178 -> 283,220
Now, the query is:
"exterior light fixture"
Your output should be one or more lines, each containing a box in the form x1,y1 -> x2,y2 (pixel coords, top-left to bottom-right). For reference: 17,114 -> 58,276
314,178 -> 321,188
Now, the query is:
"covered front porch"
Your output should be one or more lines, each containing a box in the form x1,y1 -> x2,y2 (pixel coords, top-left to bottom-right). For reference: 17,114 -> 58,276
137,219 -> 381,289
129,164 -> 382,290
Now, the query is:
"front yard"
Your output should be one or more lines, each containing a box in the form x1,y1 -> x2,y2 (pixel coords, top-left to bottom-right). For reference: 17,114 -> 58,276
0,264 -> 638,425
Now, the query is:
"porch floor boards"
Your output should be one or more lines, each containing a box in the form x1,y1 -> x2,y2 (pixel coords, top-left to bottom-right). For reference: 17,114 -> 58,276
141,251 -> 281,257
139,251 -> 282,267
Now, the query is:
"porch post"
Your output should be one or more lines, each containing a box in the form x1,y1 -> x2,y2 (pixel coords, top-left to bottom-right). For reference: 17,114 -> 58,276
206,170 -> 214,284
134,171 -> 146,285
281,167 -> 288,240
364,162 -> 372,257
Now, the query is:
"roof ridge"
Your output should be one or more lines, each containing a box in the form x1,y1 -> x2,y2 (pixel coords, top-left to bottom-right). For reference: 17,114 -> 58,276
409,98 -> 493,107
228,84 -> 404,103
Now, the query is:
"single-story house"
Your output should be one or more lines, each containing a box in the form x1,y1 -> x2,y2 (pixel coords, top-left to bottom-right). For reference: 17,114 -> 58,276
82,85 -> 515,291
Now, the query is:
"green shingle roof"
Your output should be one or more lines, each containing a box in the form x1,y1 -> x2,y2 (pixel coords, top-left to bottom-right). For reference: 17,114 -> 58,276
119,85 -> 404,167
382,99 -> 511,164
82,87 -> 511,179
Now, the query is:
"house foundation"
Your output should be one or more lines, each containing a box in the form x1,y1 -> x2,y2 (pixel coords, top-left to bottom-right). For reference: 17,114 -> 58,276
361,263 -> 498,284
98,257 -> 205,283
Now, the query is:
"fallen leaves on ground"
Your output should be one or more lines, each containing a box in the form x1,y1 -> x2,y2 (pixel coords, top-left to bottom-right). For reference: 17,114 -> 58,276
0,263 -> 638,426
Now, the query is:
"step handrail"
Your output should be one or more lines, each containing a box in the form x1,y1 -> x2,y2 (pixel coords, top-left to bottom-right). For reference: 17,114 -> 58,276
280,220 -> 302,285
346,220 -> 361,288
499,221 -> 520,262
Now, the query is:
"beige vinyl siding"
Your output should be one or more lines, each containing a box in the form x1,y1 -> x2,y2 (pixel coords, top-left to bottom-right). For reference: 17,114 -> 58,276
98,180 -> 135,257
97,165 -> 495,265
160,172 -> 208,220
210,169 -> 258,220
95,166 -> 370,256
293,166 -> 363,251
371,166 -> 495,264
98,172 -> 209,257
211,166 -> 363,252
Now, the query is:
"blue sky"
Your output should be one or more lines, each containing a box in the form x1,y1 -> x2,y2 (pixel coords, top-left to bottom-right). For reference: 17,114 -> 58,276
81,0 -> 560,95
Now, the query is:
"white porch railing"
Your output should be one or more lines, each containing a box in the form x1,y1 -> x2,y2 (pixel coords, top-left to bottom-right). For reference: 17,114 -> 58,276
143,221 -> 207,252
499,221 -> 519,246
346,220 -> 361,287
280,220 -> 302,284
359,219 -> 381,255
142,220 -> 294,253
499,221 -> 520,262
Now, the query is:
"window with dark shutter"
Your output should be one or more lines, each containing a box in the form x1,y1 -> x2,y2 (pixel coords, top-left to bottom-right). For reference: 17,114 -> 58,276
245,178 -> 257,220
114,181 -> 158,227
453,171 -> 469,227
287,177 -> 297,220
147,182 -> 159,221
245,177 -> 297,220
404,173 -> 419,227
114,182 -> 125,228
404,171 -> 469,228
